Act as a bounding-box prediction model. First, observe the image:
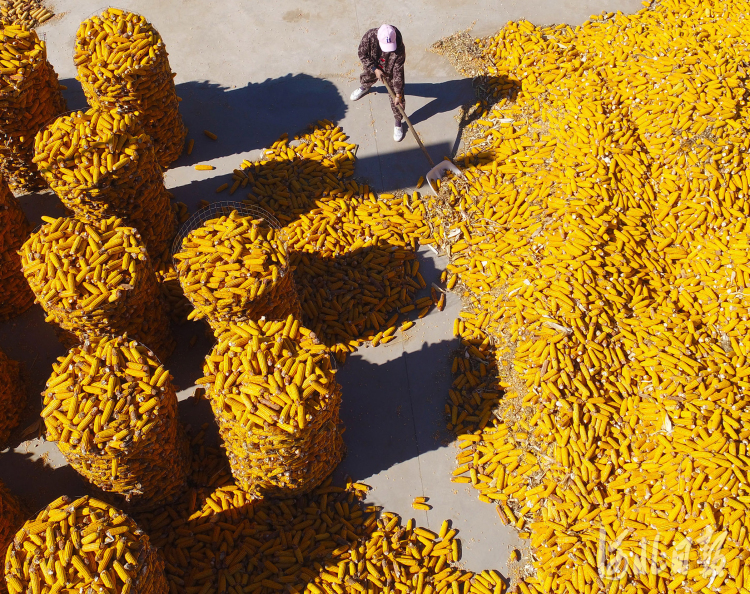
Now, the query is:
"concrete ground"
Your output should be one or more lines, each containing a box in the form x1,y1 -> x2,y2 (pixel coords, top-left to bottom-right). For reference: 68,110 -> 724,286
0,0 -> 642,577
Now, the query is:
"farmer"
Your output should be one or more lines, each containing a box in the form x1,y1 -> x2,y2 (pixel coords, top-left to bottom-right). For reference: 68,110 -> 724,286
350,24 -> 406,142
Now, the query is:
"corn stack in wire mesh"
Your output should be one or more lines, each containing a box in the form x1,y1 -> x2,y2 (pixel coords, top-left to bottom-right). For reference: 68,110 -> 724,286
0,480 -> 23,593
3,495 -> 168,594
0,347 -> 25,448
198,315 -> 345,496
174,206 -> 302,334
20,215 -> 174,360
34,108 -> 177,259
0,178 -> 32,320
40,336 -> 189,508
74,8 -> 186,168
0,24 -> 65,192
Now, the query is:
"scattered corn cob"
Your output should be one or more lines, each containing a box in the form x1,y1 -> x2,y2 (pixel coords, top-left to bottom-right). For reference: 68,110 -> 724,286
41,336 -> 189,508
175,209 -> 301,332
75,8 -> 186,168
198,315 -> 344,496
34,108 -> 177,260
4,495 -> 167,594
0,24 -> 65,192
20,216 -> 175,360
0,0 -> 54,29
0,480 -> 23,594
435,2 -> 750,593
136,433 -> 500,594
0,179 -> 32,320
0,348 -> 24,448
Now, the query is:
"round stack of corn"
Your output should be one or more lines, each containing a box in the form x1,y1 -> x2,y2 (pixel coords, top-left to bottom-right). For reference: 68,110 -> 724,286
0,23 -> 65,192
0,347 -> 24,448
4,495 -> 167,594
74,8 -> 186,168
41,336 -> 189,508
175,208 -> 301,333
0,480 -> 23,581
20,215 -> 174,361
0,178 -> 32,320
198,315 -> 344,496
34,108 -> 177,259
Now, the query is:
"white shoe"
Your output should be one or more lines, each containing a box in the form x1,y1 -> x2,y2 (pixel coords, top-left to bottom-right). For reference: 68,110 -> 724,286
394,124 -> 405,142
350,87 -> 367,101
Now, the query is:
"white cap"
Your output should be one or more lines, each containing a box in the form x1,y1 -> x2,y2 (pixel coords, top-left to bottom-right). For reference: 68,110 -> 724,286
377,24 -> 397,52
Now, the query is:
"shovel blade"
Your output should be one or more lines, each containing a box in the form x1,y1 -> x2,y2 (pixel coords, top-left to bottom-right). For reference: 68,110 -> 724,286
426,160 -> 463,195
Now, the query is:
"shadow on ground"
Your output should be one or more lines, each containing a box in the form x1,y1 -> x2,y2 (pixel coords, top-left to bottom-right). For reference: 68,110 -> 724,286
173,74 -> 348,166
0,450 -> 88,512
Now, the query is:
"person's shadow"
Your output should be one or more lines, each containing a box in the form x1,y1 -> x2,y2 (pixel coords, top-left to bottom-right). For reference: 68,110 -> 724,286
368,78 -> 475,128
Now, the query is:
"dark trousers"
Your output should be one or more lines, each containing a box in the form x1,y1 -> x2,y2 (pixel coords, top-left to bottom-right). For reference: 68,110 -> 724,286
360,70 -> 405,125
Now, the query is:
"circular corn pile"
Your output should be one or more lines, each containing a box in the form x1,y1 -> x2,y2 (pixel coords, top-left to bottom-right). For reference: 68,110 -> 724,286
34,108 -> 177,259
41,336 -> 189,508
4,495 -> 167,594
0,24 -> 65,192
198,315 -> 344,496
75,8 -> 187,168
175,208 -> 301,333
0,480 -> 23,584
0,347 -> 25,448
0,178 -> 32,320
20,216 -> 174,360
424,2 -> 750,594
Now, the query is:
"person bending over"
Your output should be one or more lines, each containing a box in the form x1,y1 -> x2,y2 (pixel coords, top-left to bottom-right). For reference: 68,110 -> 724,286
351,24 -> 406,142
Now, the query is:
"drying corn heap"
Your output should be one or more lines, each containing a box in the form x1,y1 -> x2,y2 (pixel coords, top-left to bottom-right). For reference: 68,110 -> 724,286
0,0 -> 54,29
0,24 -> 65,192
175,210 -> 301,333
41,336 -> 189,507
0,347 -> 24,448
430,1 -> 750,594
231,123 -> 435,359
0,481 -> 23,591
138,433 -> 495,594
75,8 -> 187,168
0,178 -> 32,320
4,495 -> 167,594
34,108 -> 177,259
20,216 -> 174,360
199,315 -> 344,496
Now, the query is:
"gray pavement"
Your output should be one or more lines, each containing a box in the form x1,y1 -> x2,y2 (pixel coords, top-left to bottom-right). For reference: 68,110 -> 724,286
1,0 -> 642,576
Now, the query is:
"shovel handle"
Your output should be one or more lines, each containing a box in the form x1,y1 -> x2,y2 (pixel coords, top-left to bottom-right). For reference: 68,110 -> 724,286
382,78 -> 435,168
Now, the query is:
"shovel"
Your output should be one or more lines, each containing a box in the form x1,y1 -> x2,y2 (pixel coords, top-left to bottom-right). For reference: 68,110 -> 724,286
381,77 -> 463,195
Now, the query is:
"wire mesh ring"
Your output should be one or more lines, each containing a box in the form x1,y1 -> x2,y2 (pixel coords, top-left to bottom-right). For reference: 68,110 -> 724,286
171,201 -> 282,262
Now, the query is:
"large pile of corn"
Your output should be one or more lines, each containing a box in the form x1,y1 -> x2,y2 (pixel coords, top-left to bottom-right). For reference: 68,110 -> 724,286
75,8 -> 187,168
199,315 -> 345,497
0,178 -> 32,320
0,0 -> 53,28
431,1 -> 750,593
224,122 -> 436,360
20,215 -> 175,360
0,347 -> 24,448
135,431 -> 499,594
34,108 -> 177,259
41,336 -> 189,508
0,23 -> 64,192
4,495 -> 167,594
0,480 -> 23,593
175,211 -> 301,332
